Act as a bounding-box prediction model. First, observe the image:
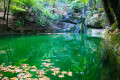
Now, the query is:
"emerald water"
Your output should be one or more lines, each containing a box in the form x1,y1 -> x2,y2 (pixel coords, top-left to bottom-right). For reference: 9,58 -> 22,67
0,33 -> 119,80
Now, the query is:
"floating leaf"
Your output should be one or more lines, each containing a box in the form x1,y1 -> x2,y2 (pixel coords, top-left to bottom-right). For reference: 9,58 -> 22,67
30,69 -> 37,72
10,77 -> 18,80
17,73 -> 25,78
2,77 -> 9,80
31,66 -> 36,69
58,74 -> 64,78
68,72 -> 72,76
61,71 -> 67,74
52,72 -> 56,76
0,73 -> 3,76
53,70 -> 60,74
38,74 -> 44,77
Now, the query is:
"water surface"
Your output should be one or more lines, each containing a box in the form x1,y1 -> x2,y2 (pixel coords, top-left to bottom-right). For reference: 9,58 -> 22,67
0,33 -> 119,80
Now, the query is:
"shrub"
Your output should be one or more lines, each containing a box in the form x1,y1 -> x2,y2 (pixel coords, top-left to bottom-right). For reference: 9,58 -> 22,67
16,20 -> 24,27
11,6 -> 26,15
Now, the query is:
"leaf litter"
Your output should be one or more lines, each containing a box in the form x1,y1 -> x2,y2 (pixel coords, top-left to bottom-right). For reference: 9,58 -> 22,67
0,59 -> 72,80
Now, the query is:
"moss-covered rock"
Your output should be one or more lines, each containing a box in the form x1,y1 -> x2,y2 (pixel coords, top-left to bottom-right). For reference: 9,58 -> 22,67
98,8 -> 104,13
104,29 -> 120,63
86,10 -> 108,28
109,21 -> 117,32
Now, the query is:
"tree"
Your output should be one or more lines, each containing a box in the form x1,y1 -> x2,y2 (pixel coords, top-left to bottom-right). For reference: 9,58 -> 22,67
6,0 -> 11,27
102,0 -> 120,29
108,0 -> 120,29
3,0 -> 7,20
102,0 -> 115,26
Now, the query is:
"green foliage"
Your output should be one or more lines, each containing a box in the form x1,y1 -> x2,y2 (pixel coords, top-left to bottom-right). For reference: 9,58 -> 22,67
12,0 -> 24,6
16,20 -> 24,27
11,5 -> 26,15
70,0 -> 89,12
71,0 -> 89,7
22,0 -> 37,8
109,21 -> 118,32
0,2 -> 2,9
98,8 -> 104,13
37,15 -> 46,26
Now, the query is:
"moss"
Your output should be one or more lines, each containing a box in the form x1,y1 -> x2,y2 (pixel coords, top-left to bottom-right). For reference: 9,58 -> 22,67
109,21 -> 117,32
98,8 -> 104,13
117,56 -> 120,64
104,29 -> 120,64
102,0 -> 116,25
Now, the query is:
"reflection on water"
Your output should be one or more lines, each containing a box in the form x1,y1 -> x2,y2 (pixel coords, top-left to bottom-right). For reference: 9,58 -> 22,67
0,33 -> 119,80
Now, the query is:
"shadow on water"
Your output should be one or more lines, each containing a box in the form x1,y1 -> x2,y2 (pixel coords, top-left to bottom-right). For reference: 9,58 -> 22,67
0,33 -> 119,80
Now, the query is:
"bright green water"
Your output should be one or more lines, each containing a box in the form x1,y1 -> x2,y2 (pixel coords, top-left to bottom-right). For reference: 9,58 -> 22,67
0,33 -> 119,80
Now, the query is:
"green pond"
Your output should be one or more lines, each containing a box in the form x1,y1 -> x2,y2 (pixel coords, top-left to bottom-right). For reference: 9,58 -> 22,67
0,33 -> 119,80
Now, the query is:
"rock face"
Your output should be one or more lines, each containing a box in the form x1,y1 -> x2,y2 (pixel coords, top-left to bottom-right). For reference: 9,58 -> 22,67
52,22 -> 76,33
105,29 -> 120,63
52,11 -> 83,33
86,9 -> 108,29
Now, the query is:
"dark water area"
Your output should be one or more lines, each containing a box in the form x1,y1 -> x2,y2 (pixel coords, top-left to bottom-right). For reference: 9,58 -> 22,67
0,33 -> 119,80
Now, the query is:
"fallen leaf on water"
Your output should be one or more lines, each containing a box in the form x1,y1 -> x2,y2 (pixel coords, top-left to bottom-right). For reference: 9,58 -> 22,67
27,78 -> 32,80
30,69 -> 37,72
25,68 -> 29,71
38,74 -> 45,77
55,68 -> 60,71
44,63 -> 51,67
4,67 -> 10,72
0,73 -> 3,76
52,72 -> 56,76
10,77 -> 18,80
31,66 -> 36,69
22,70 -> 27,73
36,70 -> 45,75
11,70 -> 15,73
0,66 -> 3,70
45,59 -> 51,62
33,78 -> 38,80
54,70 -> 60,74
68,72 -> 72,76
21,64 -> 28,69
25,73 -> 32,78
15,67 -> 20,69
2,77 -> 9,80
50,68 -> 56,71
17,73 -> 25,78
58,74 -> 64,78
43,77 -> 50,80
21,64 -> 28,66
10,66 -> 16,69
15,69 -> 22,73
42,63 -> 46,65
39,78 -> 44,80
61,71 -> 67,74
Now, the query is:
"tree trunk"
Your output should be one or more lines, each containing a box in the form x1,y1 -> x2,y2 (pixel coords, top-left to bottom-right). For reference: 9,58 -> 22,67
3,0 -> 7,20
93,0 -> 96,9
6,0 -> 11,27
53,4 -> 55,14
108,0 -> 120,29
102,0 -> 115,26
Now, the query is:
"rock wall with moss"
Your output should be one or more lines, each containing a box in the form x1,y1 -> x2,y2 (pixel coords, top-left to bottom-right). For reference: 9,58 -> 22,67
104,26 -> 120,63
